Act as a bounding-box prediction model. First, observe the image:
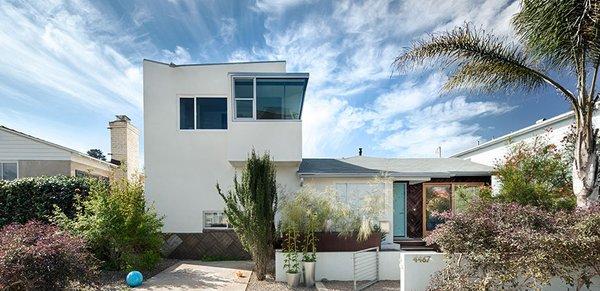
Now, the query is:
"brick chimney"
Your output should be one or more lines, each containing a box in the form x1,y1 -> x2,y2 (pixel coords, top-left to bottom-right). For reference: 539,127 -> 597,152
108,115 -> 139,179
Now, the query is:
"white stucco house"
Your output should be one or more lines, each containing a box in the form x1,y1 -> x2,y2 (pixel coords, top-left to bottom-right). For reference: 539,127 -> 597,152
452,109 -> 600,166
143,59 -> 493,259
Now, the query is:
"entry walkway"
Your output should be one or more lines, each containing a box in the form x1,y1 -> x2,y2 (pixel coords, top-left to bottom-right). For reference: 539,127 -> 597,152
138,261 -> 253,290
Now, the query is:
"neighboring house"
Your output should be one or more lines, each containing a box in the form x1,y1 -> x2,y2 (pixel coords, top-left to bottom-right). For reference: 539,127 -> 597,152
452,110 -> 600,166
143,59 -> 493,258
0,116 -> 139,181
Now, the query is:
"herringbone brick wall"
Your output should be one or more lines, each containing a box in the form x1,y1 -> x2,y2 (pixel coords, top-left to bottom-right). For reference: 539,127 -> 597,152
163,229 -> 250,260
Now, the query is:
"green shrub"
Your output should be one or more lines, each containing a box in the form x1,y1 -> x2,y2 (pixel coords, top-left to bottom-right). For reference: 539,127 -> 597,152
495,138 -> 576,211
53,176 -> 163,271
0,220 -> 99,289
0,176 -> 91,227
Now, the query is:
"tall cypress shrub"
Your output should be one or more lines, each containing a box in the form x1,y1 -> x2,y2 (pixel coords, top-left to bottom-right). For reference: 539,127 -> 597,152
217,150 -> 277,280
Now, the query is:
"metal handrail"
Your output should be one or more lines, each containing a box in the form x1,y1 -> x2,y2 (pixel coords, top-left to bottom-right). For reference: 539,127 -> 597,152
352,247 -> 379,290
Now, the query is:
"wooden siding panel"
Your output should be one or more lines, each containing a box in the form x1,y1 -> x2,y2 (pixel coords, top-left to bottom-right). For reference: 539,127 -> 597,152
0,129 -> 71,160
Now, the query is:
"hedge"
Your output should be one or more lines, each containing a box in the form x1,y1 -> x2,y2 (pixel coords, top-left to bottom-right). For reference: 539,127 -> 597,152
0,176 -> 91,226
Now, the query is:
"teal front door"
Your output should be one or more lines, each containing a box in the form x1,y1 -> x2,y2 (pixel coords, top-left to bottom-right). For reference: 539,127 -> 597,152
393,182 -> 407,237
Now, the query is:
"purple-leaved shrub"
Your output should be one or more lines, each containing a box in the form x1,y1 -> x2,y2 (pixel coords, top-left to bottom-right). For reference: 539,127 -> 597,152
0,221 -> 99,290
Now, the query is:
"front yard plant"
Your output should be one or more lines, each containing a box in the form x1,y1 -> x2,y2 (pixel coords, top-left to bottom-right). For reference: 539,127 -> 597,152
426,201 -> 600,290
495,138 -> 575,210
217,150 -> 278,281
0,220 -> 99,289
53,176 -> 163,271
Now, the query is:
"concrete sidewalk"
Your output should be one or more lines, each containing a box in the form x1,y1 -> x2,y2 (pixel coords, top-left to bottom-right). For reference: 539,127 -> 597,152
137,261 -> 253,290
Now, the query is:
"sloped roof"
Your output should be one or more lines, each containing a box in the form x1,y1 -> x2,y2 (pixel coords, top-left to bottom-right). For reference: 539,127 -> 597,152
451,110 -> 579,158
299,156 -> 492,178
0,125 -> 116,168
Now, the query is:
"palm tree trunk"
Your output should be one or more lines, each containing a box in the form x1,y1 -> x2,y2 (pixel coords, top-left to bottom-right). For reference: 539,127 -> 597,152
572,110 -> 599,207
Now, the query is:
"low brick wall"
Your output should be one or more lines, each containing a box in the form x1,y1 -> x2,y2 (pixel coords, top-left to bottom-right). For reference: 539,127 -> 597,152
162,229 -> 250,260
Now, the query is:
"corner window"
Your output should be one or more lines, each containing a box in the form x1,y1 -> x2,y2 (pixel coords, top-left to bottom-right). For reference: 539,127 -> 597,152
179,97 -> 227,130
0,162 -> 17,181
203,211 -> 230,229
233,77 -> 307,120
257,79 -> 305,119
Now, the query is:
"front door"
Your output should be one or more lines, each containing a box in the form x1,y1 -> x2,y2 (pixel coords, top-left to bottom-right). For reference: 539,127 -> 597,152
393,182 -> 407,237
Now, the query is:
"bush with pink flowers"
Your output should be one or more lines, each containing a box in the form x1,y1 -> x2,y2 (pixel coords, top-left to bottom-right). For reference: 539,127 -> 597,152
426,201 -> 600,290
0,221 -> 99,289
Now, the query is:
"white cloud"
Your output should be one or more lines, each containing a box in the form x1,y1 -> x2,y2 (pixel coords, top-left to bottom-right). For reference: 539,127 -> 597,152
377,96 -> 514,157
254,0 -> 312,14
0,1 -> 143,111
219,17 -> 237,43
161,46 -> 192,64
239,0 -> 519,157
229,49 -> 253,62
132,4 -> 153,26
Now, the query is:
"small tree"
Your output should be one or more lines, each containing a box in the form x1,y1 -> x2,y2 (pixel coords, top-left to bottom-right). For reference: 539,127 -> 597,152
495,138 -> 576,210
217,150 -> 277,280
87,149 -> 106,161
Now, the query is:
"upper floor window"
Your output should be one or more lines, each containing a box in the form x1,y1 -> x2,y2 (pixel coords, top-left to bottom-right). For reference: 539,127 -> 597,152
179,97 -> 227,130
0,162 -> 17,181
233,77 -> 307,120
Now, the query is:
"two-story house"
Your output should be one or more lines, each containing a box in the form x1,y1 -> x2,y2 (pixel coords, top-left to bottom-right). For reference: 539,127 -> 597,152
143,59 -> 493,259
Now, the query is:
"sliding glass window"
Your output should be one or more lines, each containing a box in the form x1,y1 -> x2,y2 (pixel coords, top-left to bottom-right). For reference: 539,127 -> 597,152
179,97 -> 227,130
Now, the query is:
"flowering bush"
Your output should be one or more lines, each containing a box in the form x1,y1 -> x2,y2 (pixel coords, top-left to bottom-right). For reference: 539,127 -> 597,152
426,201 -> 600,290
495,138 -> 576,210
0,221 -> 99,289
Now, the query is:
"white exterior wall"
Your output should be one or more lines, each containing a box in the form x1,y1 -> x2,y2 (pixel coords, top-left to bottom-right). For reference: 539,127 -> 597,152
275,250 -> 401,281
143,60 -> 302,233
399,252 -> 599,291
455,113 -> 600,167
302,176 -> 395,243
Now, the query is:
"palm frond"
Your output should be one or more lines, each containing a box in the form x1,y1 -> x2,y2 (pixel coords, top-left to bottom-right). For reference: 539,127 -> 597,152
513,0 -> 600,68
394,24 -> 545,93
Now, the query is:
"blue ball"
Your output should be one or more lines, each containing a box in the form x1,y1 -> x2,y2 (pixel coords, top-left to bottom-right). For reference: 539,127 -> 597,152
126,271 -> 144,287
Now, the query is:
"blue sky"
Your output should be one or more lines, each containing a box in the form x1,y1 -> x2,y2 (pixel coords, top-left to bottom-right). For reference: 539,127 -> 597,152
0,0 -> 572,164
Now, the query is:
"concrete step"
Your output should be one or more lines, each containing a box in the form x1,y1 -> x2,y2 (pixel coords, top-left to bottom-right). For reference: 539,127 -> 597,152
394,238 -> 427,247
400,246 -> 436,251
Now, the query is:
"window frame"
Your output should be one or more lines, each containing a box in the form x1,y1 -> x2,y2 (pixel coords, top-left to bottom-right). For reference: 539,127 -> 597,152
0,161 -> 18,181
177,95 -> 228,131
233,77 -> 255,120
421,182 -> 485,237
202,210 -> 231,230
231,76 -> 307,122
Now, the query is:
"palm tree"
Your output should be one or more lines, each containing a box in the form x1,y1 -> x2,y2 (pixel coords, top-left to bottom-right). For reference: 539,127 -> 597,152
394,0 -> 600,207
